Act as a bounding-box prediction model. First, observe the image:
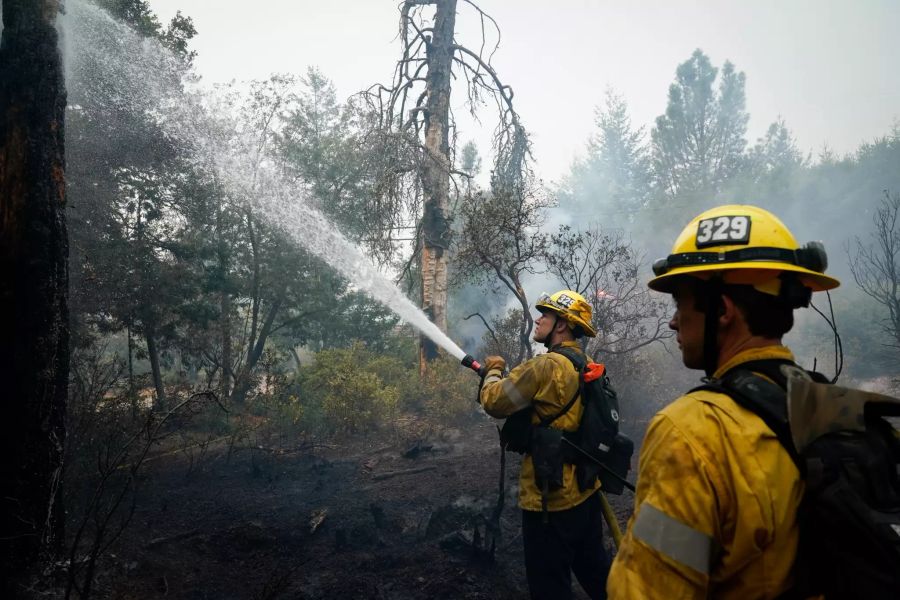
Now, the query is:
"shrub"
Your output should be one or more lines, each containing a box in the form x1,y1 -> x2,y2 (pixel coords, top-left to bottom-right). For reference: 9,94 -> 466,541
321,370 -> 400,433
297,341 -> 401,434
417,357 -> 481,426
290,343 -> 481,435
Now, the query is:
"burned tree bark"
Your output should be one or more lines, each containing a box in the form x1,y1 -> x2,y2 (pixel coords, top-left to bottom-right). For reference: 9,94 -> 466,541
418,0 -> 456,367
0,0 -> 69,593
365,0 -> 529,374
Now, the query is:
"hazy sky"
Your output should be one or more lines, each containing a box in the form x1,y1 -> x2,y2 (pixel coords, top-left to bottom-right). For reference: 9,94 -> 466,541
148,0 -> 900,183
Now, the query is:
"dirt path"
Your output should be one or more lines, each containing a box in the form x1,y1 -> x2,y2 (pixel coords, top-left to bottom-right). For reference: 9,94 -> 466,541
97,416 -> 633,599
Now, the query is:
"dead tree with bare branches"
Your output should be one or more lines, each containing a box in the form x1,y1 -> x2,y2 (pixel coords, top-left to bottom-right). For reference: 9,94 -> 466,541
545,224 -> 672,357
363,0 -> 529,372
849,191 -> 900,352
455,177 -> 550,366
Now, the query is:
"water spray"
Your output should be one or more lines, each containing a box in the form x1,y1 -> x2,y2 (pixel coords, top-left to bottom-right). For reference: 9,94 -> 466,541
62,2 -> 499,380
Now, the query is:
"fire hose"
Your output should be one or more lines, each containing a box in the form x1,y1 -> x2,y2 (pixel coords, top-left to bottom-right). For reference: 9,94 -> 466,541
461,354 -> 629,549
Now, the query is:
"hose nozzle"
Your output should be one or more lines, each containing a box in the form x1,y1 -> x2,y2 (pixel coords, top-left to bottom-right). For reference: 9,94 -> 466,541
461,354 -> 486,377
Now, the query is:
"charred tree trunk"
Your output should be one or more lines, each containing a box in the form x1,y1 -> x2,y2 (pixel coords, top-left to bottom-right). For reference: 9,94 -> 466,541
221,290 -> 233,396
127,321 -> 137,415
419,0 -> 456,373
145,326 -> 166,408
217,206 -> 233,397
231,290 -> 285,405
513,277 -> 534,365
0,0 -> 69,593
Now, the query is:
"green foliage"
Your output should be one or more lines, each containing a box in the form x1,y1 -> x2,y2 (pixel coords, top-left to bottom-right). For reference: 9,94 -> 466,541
321,370 -> 400,433
93,0 -> 163,38
651,49 -> 748,201
747,119 -> 805,181
93,0 -> 196,58
417,357 -> 480,426
296,342 -> 401,434
162,11 -> 198,60
278,68 -> 399,263
283,342 -> 480,435
69,55 -> 402,407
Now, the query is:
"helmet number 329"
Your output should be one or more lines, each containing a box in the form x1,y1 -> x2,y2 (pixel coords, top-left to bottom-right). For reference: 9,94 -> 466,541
556,294 -> 575,308
696,215 -> 751,248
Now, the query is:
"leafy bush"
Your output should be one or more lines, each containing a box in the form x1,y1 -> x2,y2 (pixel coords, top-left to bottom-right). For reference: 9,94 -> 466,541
321,370 -> 400,432
366,353 -> 414,392
287,342 -> 482,435
417,357 -> 481,425
296,342 -> 401,434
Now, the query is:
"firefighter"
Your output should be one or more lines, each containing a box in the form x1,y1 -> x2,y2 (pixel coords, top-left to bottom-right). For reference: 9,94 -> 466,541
607,205 -> 840,598
480,289 -> 609,600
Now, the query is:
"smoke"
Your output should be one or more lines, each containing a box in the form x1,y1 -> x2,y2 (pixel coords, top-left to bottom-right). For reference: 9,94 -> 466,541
547,79 -> 900,386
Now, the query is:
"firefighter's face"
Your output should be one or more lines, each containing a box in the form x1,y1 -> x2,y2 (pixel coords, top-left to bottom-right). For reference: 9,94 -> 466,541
670,282 -> 705,370
533,310 -> 557,343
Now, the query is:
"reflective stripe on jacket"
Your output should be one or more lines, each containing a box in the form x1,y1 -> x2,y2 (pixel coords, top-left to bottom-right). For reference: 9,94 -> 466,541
608,345 -> 803,599
480,340 -> 600,511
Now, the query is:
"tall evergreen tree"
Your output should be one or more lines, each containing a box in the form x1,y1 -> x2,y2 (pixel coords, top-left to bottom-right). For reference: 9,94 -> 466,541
651,49 -> 748,202
559,89 -> 650,228
279,69 -> 380,252
748,118 -> 804,180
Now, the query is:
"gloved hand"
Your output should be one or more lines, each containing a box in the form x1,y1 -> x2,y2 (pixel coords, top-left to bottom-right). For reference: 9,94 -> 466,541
484,355 -> 506,374
476,355 -> 506,403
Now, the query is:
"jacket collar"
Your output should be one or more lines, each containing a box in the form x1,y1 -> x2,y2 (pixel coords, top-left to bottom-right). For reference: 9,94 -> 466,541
549,340 -> 584,353
712,345 -> 795,380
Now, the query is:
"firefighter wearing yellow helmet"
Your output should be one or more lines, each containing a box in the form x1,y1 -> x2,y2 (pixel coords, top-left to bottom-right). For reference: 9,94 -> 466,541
479,289 -> 610,599
608,205 -> 839,599
534,289 -> 598,338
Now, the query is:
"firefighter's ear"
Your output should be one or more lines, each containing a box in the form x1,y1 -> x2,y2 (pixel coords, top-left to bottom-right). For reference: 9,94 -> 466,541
719,293 -> 740,328
551,315 -> 567,335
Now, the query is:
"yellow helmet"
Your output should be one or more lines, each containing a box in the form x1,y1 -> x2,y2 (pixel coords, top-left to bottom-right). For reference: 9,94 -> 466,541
535,290 -> 597,338
648,204 -> 840,295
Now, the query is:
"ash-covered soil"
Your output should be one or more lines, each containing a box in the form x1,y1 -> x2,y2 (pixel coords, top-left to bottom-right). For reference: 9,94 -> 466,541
93,416 -> 633,599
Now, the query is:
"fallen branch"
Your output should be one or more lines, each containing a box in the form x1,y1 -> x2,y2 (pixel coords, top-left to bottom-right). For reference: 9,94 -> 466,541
371,465 -> 437,481
146,528 -> 201,549
370,443 -> 396,455
309,509 -> 327,534
227,442 -> 337,456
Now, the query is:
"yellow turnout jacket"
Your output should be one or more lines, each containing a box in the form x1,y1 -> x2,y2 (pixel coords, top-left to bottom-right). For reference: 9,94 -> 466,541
480,341 -> 600,512
608,345 -> 803,599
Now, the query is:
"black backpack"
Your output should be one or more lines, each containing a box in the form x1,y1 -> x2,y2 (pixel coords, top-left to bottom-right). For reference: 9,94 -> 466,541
694,359 -> 900,599
499,346 -> 634,495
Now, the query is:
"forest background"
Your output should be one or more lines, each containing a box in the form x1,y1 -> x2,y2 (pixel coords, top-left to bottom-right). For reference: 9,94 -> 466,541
6,0 -> 900,596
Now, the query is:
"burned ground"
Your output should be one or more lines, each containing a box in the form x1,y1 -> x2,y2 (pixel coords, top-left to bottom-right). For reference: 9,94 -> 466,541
79,416 -> 632,599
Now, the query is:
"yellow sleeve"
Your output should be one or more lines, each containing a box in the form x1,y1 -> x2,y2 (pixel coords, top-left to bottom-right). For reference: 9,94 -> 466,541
608,412 -> 727,600
479,356 -> 551,418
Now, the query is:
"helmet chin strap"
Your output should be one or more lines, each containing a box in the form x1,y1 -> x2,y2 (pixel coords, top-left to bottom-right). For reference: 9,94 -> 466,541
544,313 -> 560,350
703,278 -> 723,378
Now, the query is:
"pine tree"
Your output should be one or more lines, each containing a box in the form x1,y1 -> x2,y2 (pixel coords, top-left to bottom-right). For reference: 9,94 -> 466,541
651,49 -> 748,202
559,89 -> 650,228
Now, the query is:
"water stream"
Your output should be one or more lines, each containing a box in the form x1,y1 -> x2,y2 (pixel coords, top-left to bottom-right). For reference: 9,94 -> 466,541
61,1 -> 467,363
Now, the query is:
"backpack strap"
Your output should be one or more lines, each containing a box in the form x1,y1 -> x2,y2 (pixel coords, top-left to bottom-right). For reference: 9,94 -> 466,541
538,346 -> 585,427
552,345 -> 587,372
690,358 -> 804,473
